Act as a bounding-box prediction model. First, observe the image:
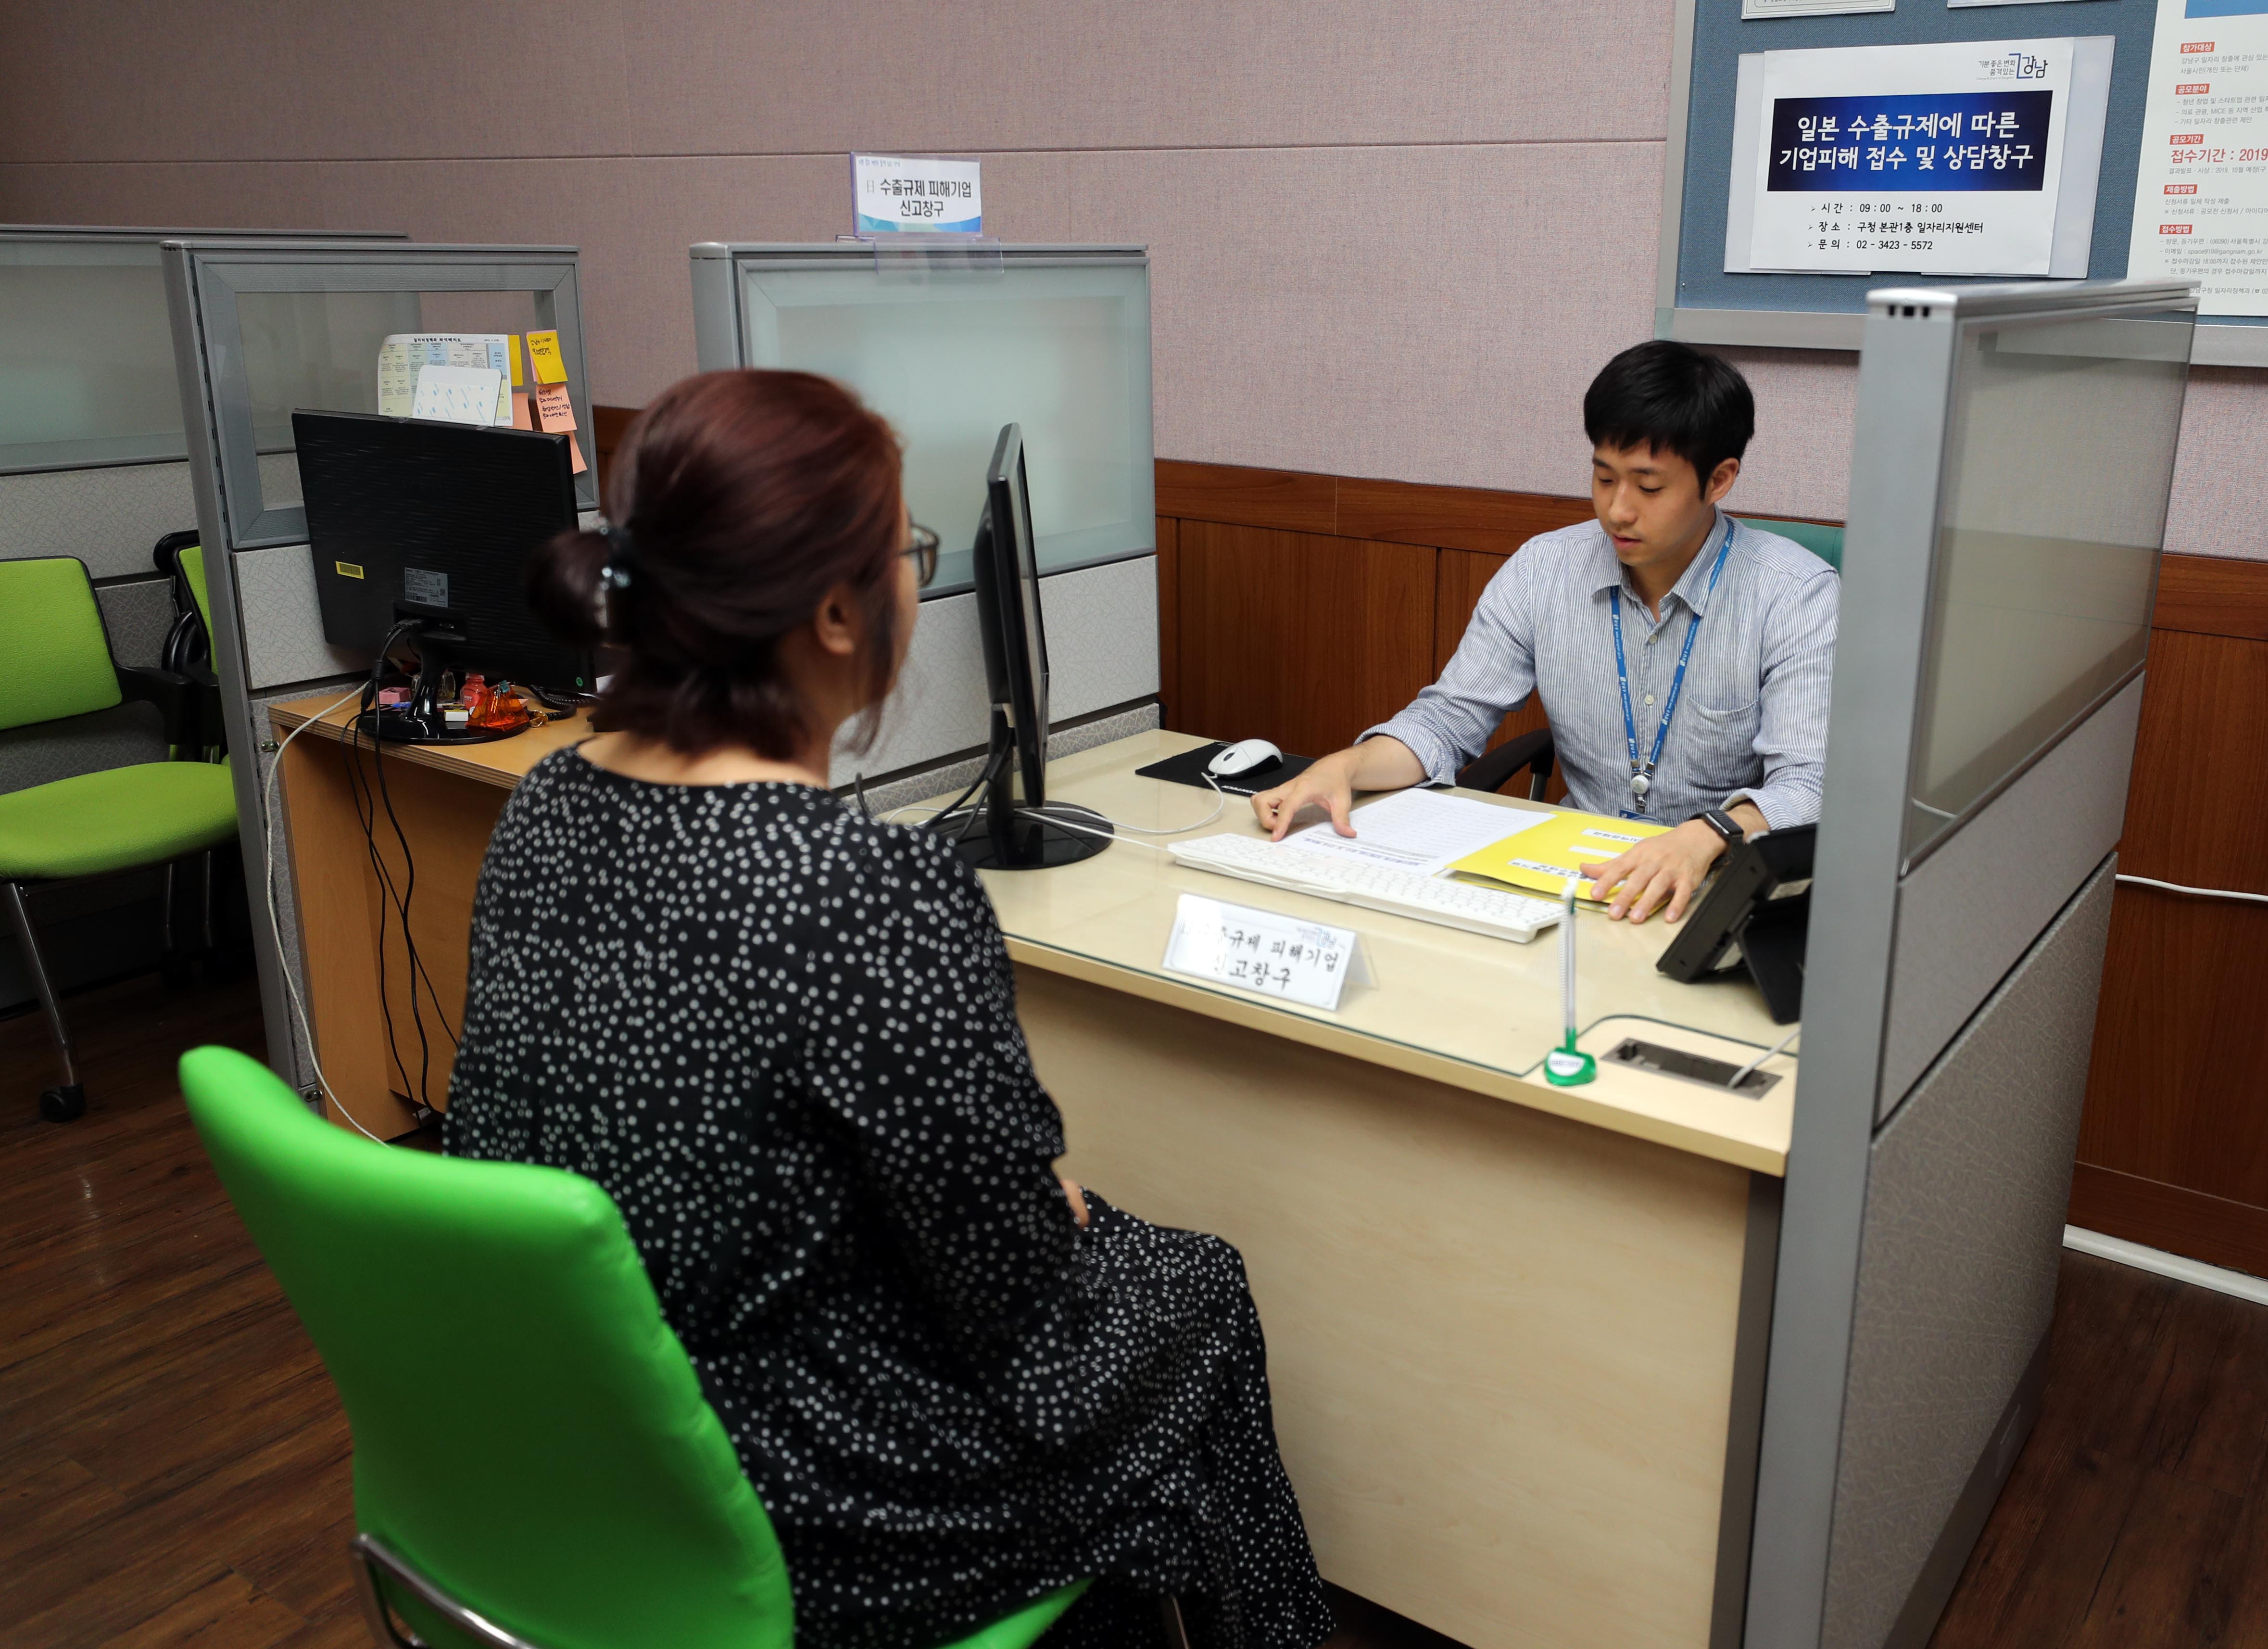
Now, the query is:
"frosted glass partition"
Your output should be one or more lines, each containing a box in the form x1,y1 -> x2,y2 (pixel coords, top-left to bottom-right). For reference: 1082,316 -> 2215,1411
169,244 -> 595,548
1905,308 -> 2192,861
238,288 -> 557,510
0,229 -> 404,476
722,247 -> 1154,595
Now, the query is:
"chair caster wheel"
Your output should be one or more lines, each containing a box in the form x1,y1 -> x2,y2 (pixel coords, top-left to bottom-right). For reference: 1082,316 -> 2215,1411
39,1084 -> 87,1123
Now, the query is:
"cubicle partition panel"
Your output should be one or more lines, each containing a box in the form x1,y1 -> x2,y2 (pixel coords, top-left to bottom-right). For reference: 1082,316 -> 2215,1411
161,241 -> 596,1089
689,243 -> 1161,799
0,226 -> 403,1011
1745,280 -> 2195,1649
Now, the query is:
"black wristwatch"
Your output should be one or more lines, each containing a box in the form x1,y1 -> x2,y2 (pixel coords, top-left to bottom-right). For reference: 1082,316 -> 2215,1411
1694,808 -> 1744,848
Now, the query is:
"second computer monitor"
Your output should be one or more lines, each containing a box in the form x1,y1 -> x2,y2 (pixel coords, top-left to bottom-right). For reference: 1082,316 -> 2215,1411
296,409 -> 589,692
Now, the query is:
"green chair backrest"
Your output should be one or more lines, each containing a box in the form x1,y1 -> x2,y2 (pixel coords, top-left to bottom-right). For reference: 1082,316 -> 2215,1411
0,557 -> 122,732
178,542 -> 214,635
177,1047 -> 796,1649
1735,516 -> 1843,571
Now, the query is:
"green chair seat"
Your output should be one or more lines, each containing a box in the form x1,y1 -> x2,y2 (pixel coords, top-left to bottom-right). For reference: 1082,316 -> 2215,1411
177,1045 -> 1090,1649
0,760 -> 237,880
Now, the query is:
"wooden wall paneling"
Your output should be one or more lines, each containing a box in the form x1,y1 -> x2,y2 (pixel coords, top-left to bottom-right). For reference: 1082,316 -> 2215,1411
1155,459 -> 1337,535
2077,627 -> 2268,1229
592,404 -> 638,513
1156,516 -> 1181,731
1342,477 -> 1590,557
2151,553 -> 2268,645
1174,520 -> 1436,757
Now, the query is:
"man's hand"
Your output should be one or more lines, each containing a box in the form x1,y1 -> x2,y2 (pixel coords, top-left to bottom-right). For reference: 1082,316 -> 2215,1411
1585,802 -> 1764,923
1248,737 -> 1427,841
1251,749 -> 1361,840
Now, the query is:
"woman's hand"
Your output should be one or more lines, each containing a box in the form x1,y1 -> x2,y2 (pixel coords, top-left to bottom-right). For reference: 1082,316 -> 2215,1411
1059,1177 -> 1091,1228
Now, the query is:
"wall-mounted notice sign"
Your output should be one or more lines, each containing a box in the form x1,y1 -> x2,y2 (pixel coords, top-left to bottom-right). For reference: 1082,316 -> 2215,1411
851,153 -> 983,236
2126,0 -> 2268,315
1725,37 -> 2115,276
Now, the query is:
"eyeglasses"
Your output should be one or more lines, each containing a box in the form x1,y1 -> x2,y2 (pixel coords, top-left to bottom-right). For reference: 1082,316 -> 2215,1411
903,523 -> 940,589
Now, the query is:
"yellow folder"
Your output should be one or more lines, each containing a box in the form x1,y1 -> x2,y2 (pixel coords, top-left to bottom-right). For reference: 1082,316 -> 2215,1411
1447,809 -> 1670,898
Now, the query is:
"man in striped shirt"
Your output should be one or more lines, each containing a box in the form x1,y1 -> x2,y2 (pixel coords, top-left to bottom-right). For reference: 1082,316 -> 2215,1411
1252,341 -> 1839,926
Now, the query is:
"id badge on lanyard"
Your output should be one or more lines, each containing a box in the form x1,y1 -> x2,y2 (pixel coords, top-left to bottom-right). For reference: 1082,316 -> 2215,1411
1611,519 -> 1735,818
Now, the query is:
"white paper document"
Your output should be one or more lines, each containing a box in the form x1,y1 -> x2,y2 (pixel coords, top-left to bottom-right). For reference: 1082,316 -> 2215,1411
1732,37 -> 2103,277
2127,0 -> 2268,315
1161,894 -> 1373,1012
378,333 -> 514,423
1285,788 -> 1550,878
410,365 -> 506,427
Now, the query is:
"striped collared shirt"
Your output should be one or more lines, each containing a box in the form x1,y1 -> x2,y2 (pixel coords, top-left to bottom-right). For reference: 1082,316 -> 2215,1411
1363,510 -> 1840,828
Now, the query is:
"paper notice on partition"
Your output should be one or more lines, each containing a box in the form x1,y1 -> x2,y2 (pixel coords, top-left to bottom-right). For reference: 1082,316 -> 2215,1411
2126,0 -> 2268,315
410,365 -> 506,427
377,334 -> 514,423
1733,38 -> 2091,276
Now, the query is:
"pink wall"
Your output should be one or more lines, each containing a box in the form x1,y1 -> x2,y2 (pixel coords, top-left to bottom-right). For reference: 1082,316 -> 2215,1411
3,0 -> 2260,555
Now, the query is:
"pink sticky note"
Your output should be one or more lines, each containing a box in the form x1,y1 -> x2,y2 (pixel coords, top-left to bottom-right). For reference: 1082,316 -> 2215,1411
568,432 -> 587,474
533,382 -> 577,433
510,393 -> 533,430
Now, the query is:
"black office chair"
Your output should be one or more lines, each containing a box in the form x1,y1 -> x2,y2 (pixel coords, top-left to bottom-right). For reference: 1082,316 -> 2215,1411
1457,726 -> 1555,800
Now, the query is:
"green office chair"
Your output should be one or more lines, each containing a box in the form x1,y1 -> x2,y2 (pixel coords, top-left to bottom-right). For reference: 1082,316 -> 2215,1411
1459,516 -> 1845,798
177,1045 -> 1092,1649
1,557 -> 237,1122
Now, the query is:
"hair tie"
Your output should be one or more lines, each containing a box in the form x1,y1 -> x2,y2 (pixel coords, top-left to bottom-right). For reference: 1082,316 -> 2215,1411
595,522 -> 637,630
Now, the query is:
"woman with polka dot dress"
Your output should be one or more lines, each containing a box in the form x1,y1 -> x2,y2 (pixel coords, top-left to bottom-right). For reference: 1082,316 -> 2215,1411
445,369 -> 1334,1649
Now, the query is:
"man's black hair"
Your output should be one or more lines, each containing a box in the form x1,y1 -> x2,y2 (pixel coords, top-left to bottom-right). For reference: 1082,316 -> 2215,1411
1582,340 -> 1755,487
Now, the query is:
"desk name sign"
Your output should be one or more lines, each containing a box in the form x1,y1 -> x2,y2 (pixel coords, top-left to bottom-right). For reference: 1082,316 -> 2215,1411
1162,894 -> 1372,1013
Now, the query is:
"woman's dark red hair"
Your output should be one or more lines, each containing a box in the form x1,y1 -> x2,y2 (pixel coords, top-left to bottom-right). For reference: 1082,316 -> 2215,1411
526,369 -> 904,759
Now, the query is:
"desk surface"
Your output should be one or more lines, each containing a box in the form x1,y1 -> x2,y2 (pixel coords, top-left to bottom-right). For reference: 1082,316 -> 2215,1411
268,701 -> 1796,1173
945,731 -> 1795,1175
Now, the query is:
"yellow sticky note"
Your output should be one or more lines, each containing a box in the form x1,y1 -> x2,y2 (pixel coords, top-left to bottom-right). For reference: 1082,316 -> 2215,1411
533,381 -> 577,432
524,329 -> 567,384
507,334 -> 525,388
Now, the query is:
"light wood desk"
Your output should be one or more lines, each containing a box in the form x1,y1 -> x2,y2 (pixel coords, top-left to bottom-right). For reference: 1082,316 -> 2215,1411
270,705 -> 1794,1649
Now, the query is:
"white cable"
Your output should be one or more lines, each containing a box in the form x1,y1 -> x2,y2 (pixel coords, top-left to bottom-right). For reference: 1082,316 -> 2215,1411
1014,806 -> 1177,855
260,688 -> 390,1143
1730,1026 -> 1801,1089
2116,873 -> 2268,907
1073,773 -> 1229,837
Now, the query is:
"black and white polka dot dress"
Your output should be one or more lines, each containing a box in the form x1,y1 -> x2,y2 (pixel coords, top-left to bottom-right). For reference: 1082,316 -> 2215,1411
446,750 -> 1334,1649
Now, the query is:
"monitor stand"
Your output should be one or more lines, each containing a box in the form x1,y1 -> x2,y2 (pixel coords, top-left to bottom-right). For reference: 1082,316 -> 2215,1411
952,738 -> 1111,871
358,619 -> 533,746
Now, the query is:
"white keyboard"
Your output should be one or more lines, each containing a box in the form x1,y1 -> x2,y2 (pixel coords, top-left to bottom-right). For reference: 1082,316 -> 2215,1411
1168,833 -> 1564,943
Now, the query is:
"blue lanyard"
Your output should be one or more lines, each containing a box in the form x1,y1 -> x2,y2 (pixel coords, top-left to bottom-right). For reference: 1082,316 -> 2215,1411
1609,517 -> 1735,814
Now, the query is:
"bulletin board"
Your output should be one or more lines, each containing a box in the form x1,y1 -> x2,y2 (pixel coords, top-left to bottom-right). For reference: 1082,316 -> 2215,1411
1655,0 -> 2268,364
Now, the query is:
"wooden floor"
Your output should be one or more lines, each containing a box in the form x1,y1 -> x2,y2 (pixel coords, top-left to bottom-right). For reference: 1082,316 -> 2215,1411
4,974 -> 2268,1649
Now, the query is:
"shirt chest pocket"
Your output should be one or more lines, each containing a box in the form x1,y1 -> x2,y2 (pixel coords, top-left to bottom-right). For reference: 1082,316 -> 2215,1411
1674,647 -> 1761,767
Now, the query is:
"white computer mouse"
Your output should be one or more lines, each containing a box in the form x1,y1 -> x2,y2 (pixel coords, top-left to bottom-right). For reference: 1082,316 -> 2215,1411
1208,738 -> 1284,778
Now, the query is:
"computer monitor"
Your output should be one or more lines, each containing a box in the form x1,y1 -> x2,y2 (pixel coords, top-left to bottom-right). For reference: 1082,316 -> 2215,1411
297,409 -> 589,741
956,423 -> 1111,870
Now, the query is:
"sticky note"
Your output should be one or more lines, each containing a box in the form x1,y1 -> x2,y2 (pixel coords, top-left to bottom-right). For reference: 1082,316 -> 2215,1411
507,334 -> 525,388
510,393 -> 533,430
568,432 -> 588,474
532,381 -> 577,432
524,329 -> 567,384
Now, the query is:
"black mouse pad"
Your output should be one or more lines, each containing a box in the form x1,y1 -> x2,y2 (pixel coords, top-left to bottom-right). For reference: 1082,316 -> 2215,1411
1135,742 -> 1317,799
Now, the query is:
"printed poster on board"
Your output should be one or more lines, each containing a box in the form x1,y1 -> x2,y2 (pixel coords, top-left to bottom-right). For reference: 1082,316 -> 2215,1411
2127,0 -> 2268,315
1742,38 -> 2079,274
